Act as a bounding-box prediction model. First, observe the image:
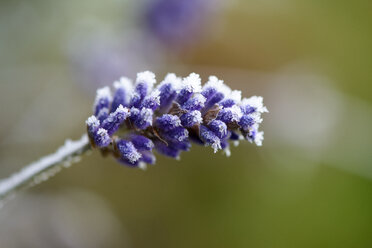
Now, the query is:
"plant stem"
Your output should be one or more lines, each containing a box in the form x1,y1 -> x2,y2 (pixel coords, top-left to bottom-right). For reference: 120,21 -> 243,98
0,134 -> 91,203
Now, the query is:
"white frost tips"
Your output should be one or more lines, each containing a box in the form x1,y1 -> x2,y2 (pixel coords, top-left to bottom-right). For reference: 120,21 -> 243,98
229,90 -> 242,103
182,73 -> 202,93
204,75 -> 224,89
159,73 -> 182,90
114,77 -> 133,90
138,162 -> 147,170
242,96 -> 268,113
96,86 -> 112,100
149,89 -> 161,104
115,104 -> 129,114
229,105 -> 244,122
141,108 -> 154,126
97,128 -> 108,136
136,71 -> 156,90
189,110 -> 203,124
86,115 -> 100,126
254,131 -> 264,146
211,140 -> 222,153
94,86 -> 112,107
224,147 -> 231,157
193,93 -> 207,105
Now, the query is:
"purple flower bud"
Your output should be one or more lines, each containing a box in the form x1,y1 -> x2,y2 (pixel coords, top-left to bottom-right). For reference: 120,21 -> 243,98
203,92 -> 224,112
116,139 -> 142,165
201,76 -> 225,101
96,107 -> 110,123
94,87 -> 112,116
176,73 -> 201,105
86,115 -> 100,136
156,73 -> 181,112
238,115 -> 254,131
161,127 -> 189,142
219,99 -> 236,108
155,114 -> 181,131
182,94 -> 206,111
130,71 -> 156,108
101,105 -> 129,135
140,89 -> 160,110
155,141 -> 181,159
94,128 -> 111,148
219,90 -> 242,108
208,120 -> 228,139
129,134 -> 154,151
217,105 -> 243,124
180,110 -> 202,127
111,77 -> 133,111
130,107 -> 153,130
199,125 -> 222,153
241,96 -> 268,114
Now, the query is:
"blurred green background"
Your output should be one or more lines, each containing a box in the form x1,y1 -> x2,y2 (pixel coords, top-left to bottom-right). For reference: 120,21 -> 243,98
0,0 -> 371,247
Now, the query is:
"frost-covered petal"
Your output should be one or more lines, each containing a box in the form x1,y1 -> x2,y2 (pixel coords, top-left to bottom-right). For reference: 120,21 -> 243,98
208,120 -> 228,139
238,115 -> 254,131
101,105 -> 129,135
130,71 -> 156,108
155,114 -> 181,131
94,128 -> 111,148
241,96 -> 268,114
111,77 -> 133,111
161,127 -> 189,142
116,139 -> 142,165
93,87 -> 112,116
199,125 -> 222,153
96,107 -> 109,123
86,115 -> 100,135
217,105 -> 243,124
180,110 -> 202,127
141,89 -> 161,110
156,73 -> 181,112
203,92 -> 224,112
219,90 -> 241,108
130,107 -> 153,130
155,141 -> 181,159
176,73 -> 201,104
182,94 -> 206,111
129,134 -> 154,151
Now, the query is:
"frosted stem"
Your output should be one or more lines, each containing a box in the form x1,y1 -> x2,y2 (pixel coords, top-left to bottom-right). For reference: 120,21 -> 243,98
0,134 -> 91,202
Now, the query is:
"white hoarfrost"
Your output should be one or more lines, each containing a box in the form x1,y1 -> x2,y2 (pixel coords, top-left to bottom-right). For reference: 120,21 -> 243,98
85,115 -> 100,127
93,86 -> 112,111
241,96 -> 269,113
136,71 -> 156,91
114,77 -> 134,101
157,73 -> 182,91
182,73 -> 202,93
0,135 -> 90,200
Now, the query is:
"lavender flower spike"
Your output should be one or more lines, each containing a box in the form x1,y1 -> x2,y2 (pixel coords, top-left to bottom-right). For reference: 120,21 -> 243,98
0,70 -> 268,202
85,71 -> 268,169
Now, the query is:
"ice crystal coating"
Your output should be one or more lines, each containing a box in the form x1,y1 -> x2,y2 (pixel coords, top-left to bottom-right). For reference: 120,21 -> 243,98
86,71 -> 268,168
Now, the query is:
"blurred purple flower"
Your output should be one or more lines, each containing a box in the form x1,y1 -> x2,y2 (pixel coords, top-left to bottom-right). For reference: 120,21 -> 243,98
144,0 -> 210,47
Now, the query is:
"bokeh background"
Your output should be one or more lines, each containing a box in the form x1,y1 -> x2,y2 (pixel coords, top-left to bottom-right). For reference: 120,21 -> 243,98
0,0 -> 371,247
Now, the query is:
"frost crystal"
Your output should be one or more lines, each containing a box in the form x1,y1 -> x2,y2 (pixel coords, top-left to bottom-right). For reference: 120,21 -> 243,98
86,71 -> 268,168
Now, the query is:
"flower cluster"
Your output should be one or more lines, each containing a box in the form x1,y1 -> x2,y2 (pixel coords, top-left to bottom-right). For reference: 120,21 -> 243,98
86,71 -> 268,169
